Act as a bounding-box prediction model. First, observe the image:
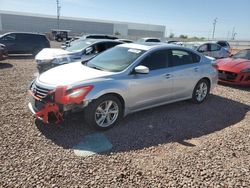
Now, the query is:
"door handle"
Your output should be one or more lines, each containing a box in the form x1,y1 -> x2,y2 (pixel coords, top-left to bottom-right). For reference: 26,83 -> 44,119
165,74 -> 172,79
194,67 -> 199,72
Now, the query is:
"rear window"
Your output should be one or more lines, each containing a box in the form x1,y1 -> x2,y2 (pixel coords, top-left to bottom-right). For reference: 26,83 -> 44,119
217,41 -> 230,47
146,39 -> 161,42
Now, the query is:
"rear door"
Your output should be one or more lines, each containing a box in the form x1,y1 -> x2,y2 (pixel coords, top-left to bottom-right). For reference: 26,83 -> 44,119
129,49 -> 173,110
16,33 -> 33,53
169,49 -> 202,99
209,43 -> 222,58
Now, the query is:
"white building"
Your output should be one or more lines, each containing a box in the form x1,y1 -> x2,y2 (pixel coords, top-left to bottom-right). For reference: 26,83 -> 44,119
0,10 -> 166,39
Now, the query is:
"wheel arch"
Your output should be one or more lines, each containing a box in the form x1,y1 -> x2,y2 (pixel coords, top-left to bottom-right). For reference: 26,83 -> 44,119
200,77 -> 211,89
98,92 -> 125,110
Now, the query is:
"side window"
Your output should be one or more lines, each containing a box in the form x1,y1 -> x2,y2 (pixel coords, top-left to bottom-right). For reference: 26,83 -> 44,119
89,43 -> 106,54
210,44 -> 221,51
198,44 -> 208,52
94,43 -> 106,53
104,42 -> 121,50
170,50 -> 199,67
2,34 -> 16,41
19,34 -> 32,42
140,50 -> 169,70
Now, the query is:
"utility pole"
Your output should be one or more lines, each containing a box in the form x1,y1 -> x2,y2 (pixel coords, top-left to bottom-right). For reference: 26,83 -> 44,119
212,18 -> 217,39
232,33 -> 237,40
231,27 -> 236,40
56,0 -> 61,30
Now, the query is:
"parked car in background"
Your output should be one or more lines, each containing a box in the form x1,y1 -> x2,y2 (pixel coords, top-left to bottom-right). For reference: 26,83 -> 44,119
115,39 -> 133,43
51,29 -> 71,42
183,42 -> 230,59
0,32 -> 50,56
216,40 -> 231,53
61,36 -> 80,49
167,40 -> 183,46
36,39 -> 123,73
28,43 -> 217,130
61,34 -> 119,49
137,38 -> 161,42
81,34 -> 119,40
216,49 -> 250,86
0,43 -> 8,61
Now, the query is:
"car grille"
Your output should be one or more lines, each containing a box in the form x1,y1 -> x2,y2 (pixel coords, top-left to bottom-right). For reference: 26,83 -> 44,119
218,70 -> 238,80
31,83 -> 51,98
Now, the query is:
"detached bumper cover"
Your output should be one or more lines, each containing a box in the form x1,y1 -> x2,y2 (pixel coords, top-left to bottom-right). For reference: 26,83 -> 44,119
28,90 -> 63,124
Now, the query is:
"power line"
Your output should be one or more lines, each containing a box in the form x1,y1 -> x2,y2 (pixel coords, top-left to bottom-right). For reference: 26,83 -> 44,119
212,18 -> 217,39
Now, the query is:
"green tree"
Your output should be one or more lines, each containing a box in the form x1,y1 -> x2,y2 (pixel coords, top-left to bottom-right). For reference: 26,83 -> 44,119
169,33 -> 174,38
179,34 -> 188,39
114,31 -> 121,36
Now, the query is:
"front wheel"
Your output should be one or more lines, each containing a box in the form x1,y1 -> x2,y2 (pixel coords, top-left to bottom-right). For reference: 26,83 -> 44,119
84,95 -> 123,130
192,79 -> 210,104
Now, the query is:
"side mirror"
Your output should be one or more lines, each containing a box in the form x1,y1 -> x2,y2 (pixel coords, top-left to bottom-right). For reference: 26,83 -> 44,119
85,47 -> 93,55
134,65 -> 149,74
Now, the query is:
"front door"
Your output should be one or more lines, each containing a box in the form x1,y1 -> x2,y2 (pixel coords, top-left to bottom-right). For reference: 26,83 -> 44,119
128,49 -> 173,110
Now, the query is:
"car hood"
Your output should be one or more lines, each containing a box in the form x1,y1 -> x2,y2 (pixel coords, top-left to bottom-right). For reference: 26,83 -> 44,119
216,58 -> 250,72
38,62 -> 114,86
35,48 -> 74,60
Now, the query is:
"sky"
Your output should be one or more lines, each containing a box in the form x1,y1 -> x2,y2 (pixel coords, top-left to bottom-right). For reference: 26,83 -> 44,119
0,0 -> 250,39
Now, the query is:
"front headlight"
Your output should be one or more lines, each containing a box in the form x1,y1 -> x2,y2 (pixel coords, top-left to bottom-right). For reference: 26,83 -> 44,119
52,56 -> 71,65
241,68 -> 250,73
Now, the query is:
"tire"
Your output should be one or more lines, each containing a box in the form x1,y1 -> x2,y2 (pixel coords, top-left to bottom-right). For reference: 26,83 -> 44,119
84,95 -> 123,130
192,79 -> 210,104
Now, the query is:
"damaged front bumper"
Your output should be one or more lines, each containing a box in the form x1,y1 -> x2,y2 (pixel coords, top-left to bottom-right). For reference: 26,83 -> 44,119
28,90 -> 64,124
28,84 -> 92,124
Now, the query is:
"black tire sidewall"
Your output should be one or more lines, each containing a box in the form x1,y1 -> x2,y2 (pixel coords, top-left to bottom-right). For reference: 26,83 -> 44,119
192,79 -> 210,104
84,95 -> 123,130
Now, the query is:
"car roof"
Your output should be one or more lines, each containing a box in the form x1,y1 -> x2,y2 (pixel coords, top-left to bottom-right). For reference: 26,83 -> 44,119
76,38 -> 122,43
118,42 -> 184,51
141,37 -> 160,40
3,32 -> 46,36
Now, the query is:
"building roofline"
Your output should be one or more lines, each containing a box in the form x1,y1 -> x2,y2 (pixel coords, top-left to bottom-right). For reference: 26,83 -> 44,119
0,10 -> 166,30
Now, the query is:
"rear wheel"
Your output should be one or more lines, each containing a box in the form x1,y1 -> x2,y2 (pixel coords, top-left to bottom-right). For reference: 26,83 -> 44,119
84,95 -> 123,130
192,79 -> 210,103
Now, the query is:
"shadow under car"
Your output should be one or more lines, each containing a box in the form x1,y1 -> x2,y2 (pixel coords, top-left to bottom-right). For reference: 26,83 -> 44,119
35,94 -> 250,153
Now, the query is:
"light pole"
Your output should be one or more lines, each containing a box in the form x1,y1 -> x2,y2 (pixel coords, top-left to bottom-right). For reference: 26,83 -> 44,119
212,18 -> 217,39
56,0 -> 61,30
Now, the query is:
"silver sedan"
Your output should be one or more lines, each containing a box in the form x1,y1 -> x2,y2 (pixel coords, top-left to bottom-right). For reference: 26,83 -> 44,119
28,43 -> 218,130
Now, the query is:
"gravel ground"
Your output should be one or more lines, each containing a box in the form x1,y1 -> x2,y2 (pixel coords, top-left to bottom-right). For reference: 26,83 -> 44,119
0,56 -> 250,188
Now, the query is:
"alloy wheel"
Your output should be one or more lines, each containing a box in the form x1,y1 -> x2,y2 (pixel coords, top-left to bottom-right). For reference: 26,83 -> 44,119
195,82 -> 208,102
95,100 -> 119,128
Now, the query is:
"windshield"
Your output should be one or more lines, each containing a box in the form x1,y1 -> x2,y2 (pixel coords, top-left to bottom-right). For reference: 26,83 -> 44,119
66,39 -> 94,52
87,46 -> 145,72
233,50 -> 250,60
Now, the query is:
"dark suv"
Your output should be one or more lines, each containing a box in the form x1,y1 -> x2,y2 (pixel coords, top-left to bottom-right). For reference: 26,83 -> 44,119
0,32 -> 50,56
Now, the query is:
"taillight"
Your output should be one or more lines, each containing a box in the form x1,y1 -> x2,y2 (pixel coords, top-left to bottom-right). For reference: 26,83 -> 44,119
55,85 -> 93,104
